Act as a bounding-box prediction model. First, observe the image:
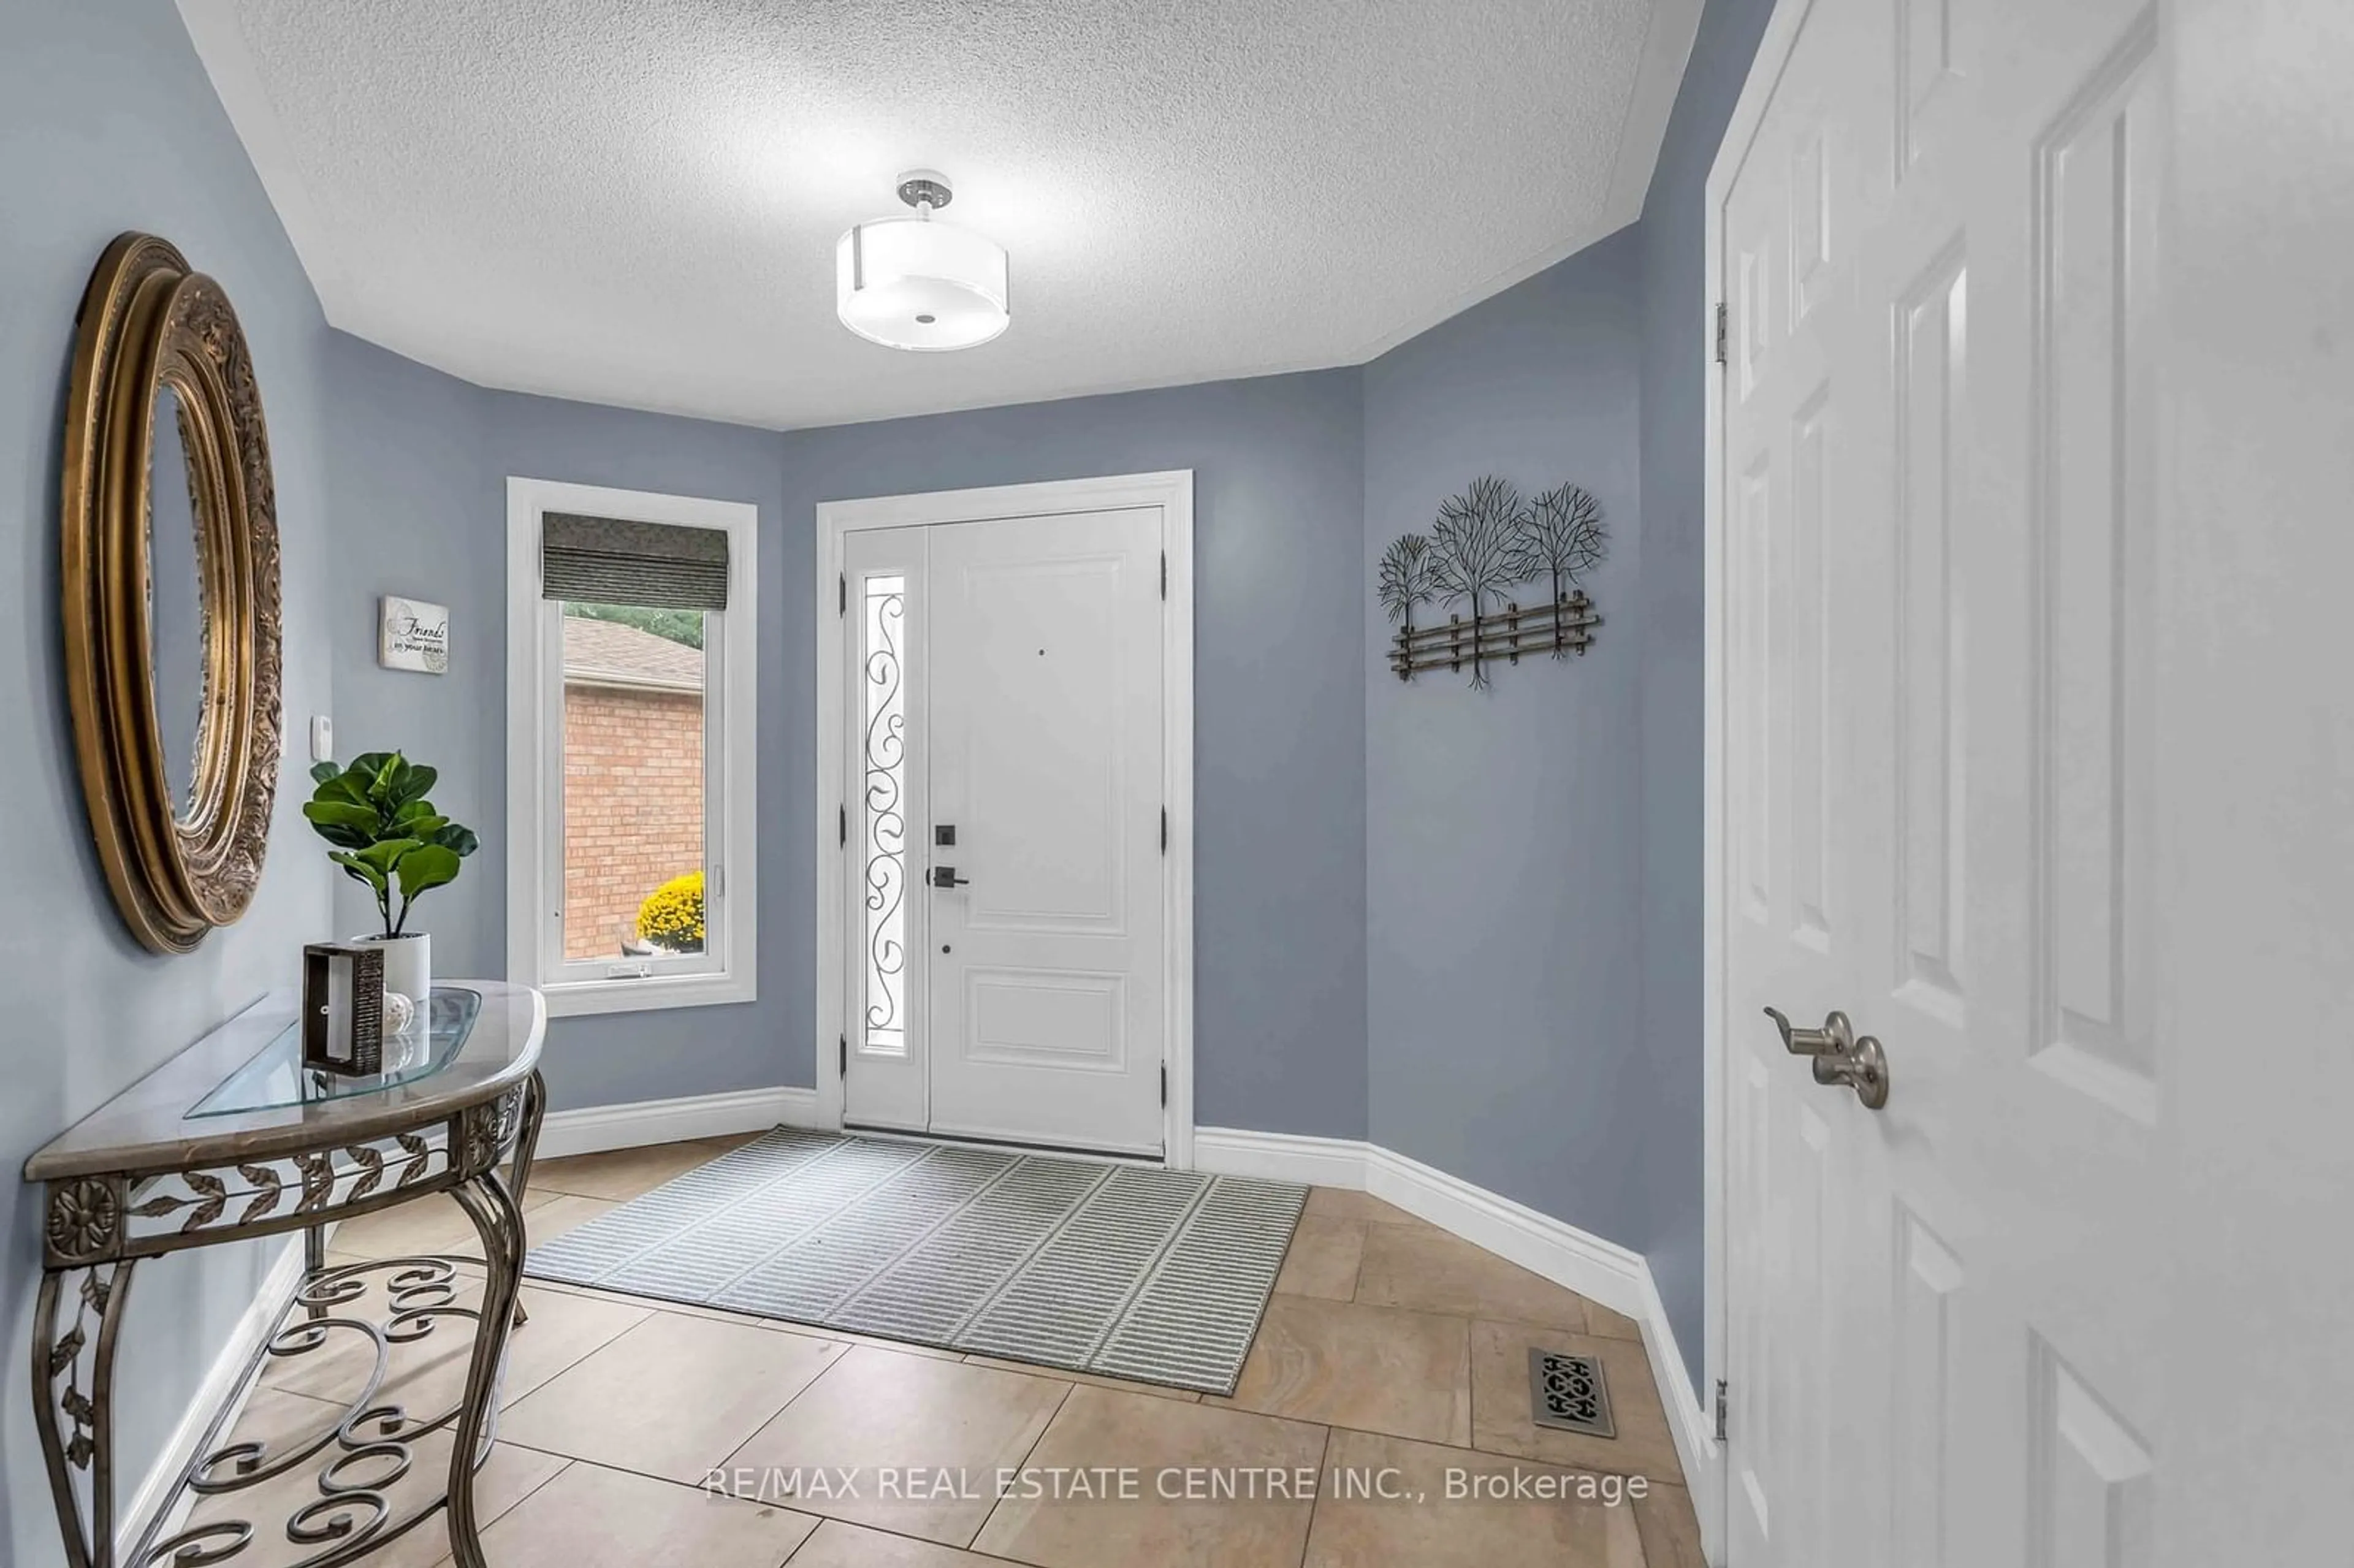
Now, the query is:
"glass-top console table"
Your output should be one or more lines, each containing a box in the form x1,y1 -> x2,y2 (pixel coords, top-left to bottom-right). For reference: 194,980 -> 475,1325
21,980 -> 547,1568
187,987 -> 486,1119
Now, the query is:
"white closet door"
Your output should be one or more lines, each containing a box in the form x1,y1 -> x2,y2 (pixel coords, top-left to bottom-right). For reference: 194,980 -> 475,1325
1720,0 -> 2167,1561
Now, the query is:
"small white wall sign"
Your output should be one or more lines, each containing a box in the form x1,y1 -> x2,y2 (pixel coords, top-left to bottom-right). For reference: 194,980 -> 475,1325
379,595 -> 450,674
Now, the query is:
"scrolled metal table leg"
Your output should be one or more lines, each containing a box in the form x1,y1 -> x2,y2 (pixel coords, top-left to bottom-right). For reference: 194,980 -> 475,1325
442,1170 -> 525,1568
503,1069 -> 547,1329
303,1222 -> 329,1322
32,1258 -> 137,1568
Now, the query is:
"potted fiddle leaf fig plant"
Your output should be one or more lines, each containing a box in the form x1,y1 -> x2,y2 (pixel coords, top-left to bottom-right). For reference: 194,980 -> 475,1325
302,752 -> 478,1011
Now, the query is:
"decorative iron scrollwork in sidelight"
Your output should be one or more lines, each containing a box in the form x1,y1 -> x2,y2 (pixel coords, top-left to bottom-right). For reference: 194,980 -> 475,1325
861,575 -> 908,1055
1380,473 -> 1608,687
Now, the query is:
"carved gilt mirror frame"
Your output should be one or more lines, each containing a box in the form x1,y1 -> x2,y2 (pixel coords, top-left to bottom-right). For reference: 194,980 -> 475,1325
62,233 -> 284,953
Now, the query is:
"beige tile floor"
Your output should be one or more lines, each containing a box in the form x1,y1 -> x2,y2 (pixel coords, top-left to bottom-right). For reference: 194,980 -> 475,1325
196,1137 -> 1700,1568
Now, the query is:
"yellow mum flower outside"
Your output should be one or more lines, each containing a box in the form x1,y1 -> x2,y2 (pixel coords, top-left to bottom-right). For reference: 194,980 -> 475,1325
637,870 -> 705,951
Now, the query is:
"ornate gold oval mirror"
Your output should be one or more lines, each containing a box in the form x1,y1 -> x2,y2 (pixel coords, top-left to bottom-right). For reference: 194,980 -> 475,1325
63,234 -> 283,953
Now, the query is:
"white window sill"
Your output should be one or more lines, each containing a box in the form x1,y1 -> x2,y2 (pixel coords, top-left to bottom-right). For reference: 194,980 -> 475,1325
538,971 -> 755,1019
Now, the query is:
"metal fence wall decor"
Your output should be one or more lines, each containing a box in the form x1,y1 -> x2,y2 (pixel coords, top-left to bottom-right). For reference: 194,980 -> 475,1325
1379,475 -> 1607,688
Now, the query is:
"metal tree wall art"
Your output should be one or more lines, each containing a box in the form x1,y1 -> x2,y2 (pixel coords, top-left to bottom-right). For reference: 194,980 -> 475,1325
1430,476 -> 1525,689
1510,482 -> 1607,658
1377,532 -> 1441,637
1381,473 -> 1606,687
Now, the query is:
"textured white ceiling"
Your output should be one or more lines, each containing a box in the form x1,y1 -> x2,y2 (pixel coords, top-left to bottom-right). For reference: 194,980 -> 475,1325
180,0 -> 1700,430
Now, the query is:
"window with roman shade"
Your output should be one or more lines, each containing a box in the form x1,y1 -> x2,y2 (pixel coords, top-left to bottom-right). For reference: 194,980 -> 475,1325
507,479 -> 758,1018
539,512 -> 731,609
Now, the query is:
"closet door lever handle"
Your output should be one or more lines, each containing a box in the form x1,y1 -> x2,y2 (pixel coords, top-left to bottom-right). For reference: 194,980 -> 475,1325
1763,1007 -> 1853,1057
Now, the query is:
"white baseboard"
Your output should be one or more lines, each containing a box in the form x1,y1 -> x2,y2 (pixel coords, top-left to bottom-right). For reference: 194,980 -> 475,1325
1191,1126 -> 1721,1564
1363,1144 -> 1651,1321
1632,1258 -> 1723,1562
534,1085 -> 818,1159
120,1238 -> 306,1562
1193,1127 -> 1369,1188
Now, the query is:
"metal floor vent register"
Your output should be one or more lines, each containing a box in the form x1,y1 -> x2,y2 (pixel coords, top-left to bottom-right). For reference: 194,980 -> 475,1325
1528,1347 -> 1617,1438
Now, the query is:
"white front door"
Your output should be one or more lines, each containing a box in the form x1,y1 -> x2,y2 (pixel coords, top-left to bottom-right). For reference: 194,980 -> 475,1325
1718,0 -> 2165,1561
840,508 -> 1167,1156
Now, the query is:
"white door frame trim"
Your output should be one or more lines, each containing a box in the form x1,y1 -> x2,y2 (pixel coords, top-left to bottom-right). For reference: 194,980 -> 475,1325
813,470 -> 1197,1170
1701,1 -> 1821,1562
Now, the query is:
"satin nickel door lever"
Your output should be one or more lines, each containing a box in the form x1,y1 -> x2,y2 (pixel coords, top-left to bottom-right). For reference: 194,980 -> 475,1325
1763,1007 -> 1854,1058
1763,1007 -> 1891,1110
1811,1032 -> 1891,1109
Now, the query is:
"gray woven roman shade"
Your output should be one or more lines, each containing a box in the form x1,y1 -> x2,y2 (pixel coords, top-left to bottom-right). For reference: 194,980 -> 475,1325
541,512 -> 730,610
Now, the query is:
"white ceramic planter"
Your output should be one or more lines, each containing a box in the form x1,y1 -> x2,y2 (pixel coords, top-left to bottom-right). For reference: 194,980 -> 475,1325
355,931 -> 430,1015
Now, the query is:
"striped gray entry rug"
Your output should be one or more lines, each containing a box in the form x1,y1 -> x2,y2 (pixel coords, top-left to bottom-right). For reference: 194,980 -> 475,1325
524,1128 -> 1307,1395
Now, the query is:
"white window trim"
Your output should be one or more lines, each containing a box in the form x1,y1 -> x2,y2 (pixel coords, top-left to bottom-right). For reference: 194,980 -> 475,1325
505,476 -> 758,1018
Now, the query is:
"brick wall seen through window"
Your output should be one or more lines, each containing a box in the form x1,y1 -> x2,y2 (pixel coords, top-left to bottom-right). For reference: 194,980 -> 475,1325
560,612 -> 706,961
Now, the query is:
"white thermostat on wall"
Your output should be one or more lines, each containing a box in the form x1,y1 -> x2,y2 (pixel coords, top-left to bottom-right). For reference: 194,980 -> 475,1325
379,595 -> 449,674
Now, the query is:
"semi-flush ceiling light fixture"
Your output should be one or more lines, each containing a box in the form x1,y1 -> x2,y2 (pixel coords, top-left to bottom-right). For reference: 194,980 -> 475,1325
836,171 -> 1009,351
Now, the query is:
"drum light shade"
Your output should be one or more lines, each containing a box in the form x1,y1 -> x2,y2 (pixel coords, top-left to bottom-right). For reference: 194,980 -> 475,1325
837,213 -> 1010,352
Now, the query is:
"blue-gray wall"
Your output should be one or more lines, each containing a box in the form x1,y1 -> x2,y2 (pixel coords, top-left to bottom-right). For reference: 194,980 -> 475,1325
775,376 -> 1371,1137
318,351 -> 1371,1135
321,346 -> 799,1113
1634,0 -> 1778,1388
1358,0 -> 1775,1394
323,335 -> 495,963
322,342 -> 804,1111
1,7 -> 335,1559
1361,224 -> 1652,1290
1,17 -> 1772,1540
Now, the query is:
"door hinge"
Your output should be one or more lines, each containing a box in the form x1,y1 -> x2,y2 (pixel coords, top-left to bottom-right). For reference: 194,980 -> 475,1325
1714,1379 -> 1729,1442
839,1034 -> 848,1077
839,573 -> 848,615
1160,1062 -> 1167,1108
1713,303 -> 1729,367
1160,550 -> 1167,601
709,865 -> 723,899
839,803 -> 847,848
1160,807 -> 1168,854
